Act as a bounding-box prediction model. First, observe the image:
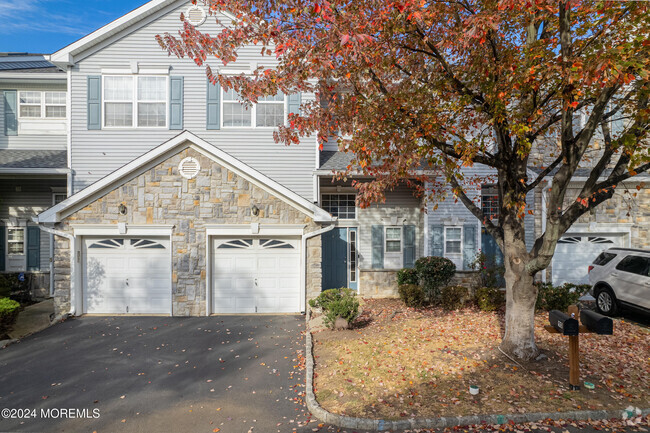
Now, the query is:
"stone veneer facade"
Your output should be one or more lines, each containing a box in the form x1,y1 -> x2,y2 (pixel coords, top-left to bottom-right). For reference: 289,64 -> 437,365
52,146 -> 322,316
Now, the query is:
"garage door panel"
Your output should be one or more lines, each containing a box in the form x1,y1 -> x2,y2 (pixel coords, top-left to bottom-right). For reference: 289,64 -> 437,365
552,234 -> 624,285
84,237 -> 171,314
212,237 -> 300,314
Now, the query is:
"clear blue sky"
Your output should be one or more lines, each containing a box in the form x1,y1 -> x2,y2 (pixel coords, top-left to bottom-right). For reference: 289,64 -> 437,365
0,0 -> 146,54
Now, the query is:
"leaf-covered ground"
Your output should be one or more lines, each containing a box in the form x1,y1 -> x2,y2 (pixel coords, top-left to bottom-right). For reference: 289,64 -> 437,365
312,299 -> 650,420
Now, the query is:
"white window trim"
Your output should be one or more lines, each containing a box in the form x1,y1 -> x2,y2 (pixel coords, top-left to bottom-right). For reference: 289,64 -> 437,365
348,228 -> 357,284
102,74 -> 169,129
444,226 -> 463,257
321,193 -> 357,220
384,226 -> 403,268
18,90 -> 67,120
7,227 -> 26,256
220,88 -> 287,129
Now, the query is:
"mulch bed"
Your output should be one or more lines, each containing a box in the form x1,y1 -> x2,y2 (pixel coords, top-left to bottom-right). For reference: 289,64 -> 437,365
311,299 -> 650,420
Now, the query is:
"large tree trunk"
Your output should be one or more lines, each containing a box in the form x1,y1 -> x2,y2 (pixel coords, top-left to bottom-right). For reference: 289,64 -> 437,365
499,227 -> 539,361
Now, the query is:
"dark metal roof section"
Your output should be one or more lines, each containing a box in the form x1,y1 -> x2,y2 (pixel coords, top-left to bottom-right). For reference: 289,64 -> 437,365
0,149 -> 67,169
0,53 -> 63,73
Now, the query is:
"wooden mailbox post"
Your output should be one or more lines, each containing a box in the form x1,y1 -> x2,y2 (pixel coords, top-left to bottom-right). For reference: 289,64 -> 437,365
544,305 -> 613,390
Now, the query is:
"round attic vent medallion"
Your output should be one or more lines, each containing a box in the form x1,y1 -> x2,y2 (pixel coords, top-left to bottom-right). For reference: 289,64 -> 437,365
179,157 -> 200,179
185,5 -> 207,26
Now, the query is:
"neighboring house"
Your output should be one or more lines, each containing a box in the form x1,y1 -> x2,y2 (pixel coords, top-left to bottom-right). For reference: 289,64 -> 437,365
0,53 -> 68,297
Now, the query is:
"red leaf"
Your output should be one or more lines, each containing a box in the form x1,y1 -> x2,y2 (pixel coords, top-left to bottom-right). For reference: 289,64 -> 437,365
341,34 -> 350,46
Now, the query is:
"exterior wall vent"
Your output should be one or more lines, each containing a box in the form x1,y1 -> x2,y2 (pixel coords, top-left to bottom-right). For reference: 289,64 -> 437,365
185,5 -> 207,27
179,157 -> 200,179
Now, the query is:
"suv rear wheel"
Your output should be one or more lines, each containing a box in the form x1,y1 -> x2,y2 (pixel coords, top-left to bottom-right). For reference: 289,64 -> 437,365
595,287 -> 619,316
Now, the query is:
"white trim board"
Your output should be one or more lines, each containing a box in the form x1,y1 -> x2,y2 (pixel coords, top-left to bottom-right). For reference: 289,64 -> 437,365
205,224 -> 306,237
71,224 -> 174,236
36,131 -> 333,223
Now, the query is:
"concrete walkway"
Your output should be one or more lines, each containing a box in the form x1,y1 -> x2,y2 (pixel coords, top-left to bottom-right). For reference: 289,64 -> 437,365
7,298 -> 54,340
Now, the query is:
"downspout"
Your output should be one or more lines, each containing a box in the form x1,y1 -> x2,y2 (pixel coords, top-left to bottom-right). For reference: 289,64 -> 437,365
301,223 -> 336,314
540,179 -> 552,283
33,221 -> 76,316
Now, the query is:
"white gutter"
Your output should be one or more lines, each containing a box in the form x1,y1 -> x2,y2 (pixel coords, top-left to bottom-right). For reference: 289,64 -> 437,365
34,222 -> 77,316
301,223 -> 336,313
0,73 -> 66,81
540,179 -> 552,283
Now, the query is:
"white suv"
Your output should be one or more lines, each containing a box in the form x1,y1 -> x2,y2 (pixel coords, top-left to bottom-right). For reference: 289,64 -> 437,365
588,248 -> 650,316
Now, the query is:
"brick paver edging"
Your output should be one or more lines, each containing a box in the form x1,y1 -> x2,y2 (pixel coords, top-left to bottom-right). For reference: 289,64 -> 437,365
304,312 -> 649,431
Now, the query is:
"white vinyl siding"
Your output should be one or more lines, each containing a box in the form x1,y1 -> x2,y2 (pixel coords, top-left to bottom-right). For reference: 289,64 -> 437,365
69,1 -> 316,199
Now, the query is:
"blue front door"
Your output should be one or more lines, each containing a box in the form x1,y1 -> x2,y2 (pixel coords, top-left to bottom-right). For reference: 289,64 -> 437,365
322,228 -> 357,291
481,228 -> 505,287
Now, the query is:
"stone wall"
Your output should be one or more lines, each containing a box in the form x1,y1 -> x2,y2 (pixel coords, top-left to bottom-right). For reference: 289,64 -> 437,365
359,270 -> 399,298
52,146 -> 321,316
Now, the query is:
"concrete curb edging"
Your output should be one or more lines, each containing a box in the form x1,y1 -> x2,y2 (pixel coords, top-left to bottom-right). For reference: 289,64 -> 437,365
304,312 -> 649,431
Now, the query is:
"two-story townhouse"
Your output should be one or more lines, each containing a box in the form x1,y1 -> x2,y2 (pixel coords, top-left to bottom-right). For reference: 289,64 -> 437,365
0,53 -> 69,297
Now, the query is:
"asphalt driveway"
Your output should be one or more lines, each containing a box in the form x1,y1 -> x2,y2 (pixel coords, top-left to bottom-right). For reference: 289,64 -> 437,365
0,315 -> 315,433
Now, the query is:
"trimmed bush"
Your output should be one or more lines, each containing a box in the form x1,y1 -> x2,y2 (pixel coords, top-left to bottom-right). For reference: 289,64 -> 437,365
309,288 -> 360,329
535,282 -> 591,312
414,256 -> 456,303
0,297 -> 21,336
441,285 -> 470,311
398,284 -> 426,308
397,268 -> 419,286
475,286 -> 505,312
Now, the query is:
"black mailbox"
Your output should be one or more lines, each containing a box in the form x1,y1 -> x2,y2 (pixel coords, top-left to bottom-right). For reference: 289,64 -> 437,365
580,310 -> 613,335
549,310 -> 579,336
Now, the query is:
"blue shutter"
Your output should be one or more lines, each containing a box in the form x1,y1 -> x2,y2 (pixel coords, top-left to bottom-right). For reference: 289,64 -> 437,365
0,226 -> 5,271
206,79 -> 220,130
27,226 -> 40,271
431,225 -> 444,257
288,92 -> 301,116
4,90 -> 17,136
403,225 -> 416,268
169,76 -> 184,130
371,225 -> 384,269
463,224 -> 477,270
87,76 -> 102,130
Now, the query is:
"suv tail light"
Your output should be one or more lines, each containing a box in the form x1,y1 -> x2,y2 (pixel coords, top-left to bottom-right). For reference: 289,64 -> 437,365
588,265 -> 594,273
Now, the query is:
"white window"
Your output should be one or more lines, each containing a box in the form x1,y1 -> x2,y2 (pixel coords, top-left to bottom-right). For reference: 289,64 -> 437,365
103,75 -> 167,128
7,228 -> 25,255
222,89 -> 286,128
445,227 -> 462,255
384,226 -> 403,268
18,91 -> 66,119
321,194 -> 356,219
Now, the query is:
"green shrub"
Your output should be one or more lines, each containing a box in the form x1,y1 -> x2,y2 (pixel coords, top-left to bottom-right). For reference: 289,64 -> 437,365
414,256 -> 456,303
475,287 -> 505,312
397,268 -> 419,286
535,282 -> 591,312
309,288 -> 360,329
471,251 -> 505,288
398,284 -> 426,308
0,297 -> 21,336
0,273 -> 31,303
441,285 -> 470,311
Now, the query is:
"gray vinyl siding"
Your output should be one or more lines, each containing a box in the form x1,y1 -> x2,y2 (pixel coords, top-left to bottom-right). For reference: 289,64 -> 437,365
357,184 -> 424,270
0,84 -> 67,150
427,165 -> 536,254
70,0 -> 316,200
0,178 -> 66,271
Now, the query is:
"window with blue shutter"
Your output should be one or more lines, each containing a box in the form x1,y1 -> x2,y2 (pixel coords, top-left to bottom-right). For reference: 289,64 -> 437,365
403,225 -> 416,268
4,90 -> 17,136
288,93 -> 301,116
206,79 -> 221,130
87,76 -> 101,130
371,225 -> 384,269
0,226 -> 5,271
27,226 -> 40,271
462,224 -> 477,270
169,76 -> 184,130
430,225 -> 443,256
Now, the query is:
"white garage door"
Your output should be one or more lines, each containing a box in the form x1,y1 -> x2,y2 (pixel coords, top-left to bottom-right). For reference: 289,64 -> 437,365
84,238 -> 171,314
552,234 -> 624,285
212,237 -> 300,313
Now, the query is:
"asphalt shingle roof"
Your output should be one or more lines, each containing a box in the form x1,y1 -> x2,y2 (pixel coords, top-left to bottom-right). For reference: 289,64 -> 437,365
319,151 -> 356,171
0,149 -> 67,169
